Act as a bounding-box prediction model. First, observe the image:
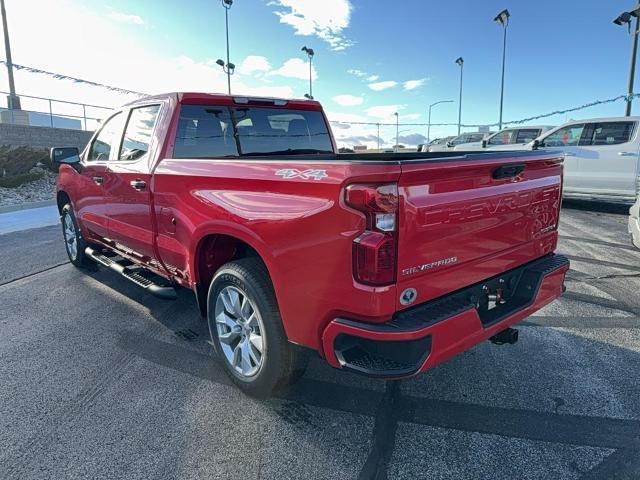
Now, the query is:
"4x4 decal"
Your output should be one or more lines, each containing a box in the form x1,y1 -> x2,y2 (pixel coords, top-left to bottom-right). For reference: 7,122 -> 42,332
275,168 -> 328,181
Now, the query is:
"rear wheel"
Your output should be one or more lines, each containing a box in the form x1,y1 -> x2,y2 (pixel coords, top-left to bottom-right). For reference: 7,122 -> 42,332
207,258 -> 308,398
61,204 -> 92,268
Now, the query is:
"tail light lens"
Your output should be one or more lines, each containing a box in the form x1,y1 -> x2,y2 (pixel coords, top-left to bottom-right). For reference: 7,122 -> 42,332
345,183 -> 398,286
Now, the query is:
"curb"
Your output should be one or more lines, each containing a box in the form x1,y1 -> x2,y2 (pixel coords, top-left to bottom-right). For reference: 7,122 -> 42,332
0,199 -> 57,214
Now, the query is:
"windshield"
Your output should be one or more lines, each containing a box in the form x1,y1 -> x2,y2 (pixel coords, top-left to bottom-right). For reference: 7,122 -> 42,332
173,105 -> 334,158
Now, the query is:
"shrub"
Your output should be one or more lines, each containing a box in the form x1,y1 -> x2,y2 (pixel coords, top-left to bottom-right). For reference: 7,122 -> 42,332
0,171 -> 44,188
0,145 -> 50,177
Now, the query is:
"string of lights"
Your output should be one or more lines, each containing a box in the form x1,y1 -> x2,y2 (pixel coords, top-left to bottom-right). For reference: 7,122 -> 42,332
3,62 -> 638,129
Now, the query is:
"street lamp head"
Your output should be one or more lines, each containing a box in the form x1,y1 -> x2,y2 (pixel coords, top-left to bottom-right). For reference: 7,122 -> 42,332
227,62 -> 236,72
614,11 -> 633,26
455,57 -> 464,66
222,0 -> 233,8
304,93 -> 314,99
301,46 -> 314,57
494,8 -> 510,26
216,59 -> 225,66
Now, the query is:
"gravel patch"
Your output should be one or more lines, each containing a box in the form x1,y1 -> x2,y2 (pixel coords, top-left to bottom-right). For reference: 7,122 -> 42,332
0,167 -> 57,207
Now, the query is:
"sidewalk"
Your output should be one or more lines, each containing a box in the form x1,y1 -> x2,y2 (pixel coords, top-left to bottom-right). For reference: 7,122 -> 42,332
0,203 -> 60,235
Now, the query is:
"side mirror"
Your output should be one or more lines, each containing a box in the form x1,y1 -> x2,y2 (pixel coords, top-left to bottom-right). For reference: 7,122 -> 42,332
531,139 -> 541,150
50,147 -> 80,164
481,139 -> 488,148
446,141 -> 453,148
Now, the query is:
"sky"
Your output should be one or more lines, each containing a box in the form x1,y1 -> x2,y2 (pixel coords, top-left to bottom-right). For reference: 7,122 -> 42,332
0,0 -> 638,148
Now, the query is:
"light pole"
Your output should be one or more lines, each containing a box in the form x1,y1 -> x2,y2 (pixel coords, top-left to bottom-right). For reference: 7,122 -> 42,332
494,9 -> 510,129
0,0 -> 19,109
221,0 -> 233,94
301,46 -> 314,99
427,100 -> 453,142
455,57 -> 464,135
394,112 -> 399,152
614,4 -> 640,116
216,59 -> 235,93
376,123 -> 380,150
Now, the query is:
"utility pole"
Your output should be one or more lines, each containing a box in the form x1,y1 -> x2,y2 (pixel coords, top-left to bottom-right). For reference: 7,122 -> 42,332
427,100 -> 453,142
1,0 -> 20,109
301,46 -> 314,99
376,123 -> 380,150
221,0 -> 233,94
394,112 -> 399,152
455,57 -> 464,135
614,5 -> 640,116
494,9 -> 510,129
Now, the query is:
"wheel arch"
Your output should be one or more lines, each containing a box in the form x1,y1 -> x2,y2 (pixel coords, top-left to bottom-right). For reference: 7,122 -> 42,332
56,190 -> 71,214
192,231 -> 276,318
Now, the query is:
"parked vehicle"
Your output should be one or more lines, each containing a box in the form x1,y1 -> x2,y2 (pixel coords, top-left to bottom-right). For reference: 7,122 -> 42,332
531,117 -> 640,203
423,136 -> 454,152
52,92 -> 569,397
454,126 -> 554,151
428,132 -> 489,152
630,194 -> 640,248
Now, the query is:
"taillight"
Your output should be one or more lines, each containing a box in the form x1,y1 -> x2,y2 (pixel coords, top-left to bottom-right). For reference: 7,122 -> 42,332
345,183 -> 398,286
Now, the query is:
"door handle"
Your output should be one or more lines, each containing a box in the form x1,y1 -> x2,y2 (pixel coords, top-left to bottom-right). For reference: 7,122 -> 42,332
563,152 -> 576,157
130,179 -> 146,190
92,176 -> 104,185
618,151 -> 637,156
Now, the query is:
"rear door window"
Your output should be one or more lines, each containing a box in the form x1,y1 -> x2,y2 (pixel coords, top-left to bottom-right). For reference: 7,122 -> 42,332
581,122 -> 635,146
515,128 -> 541,144
173,105 -> 238,158
488,129 -> 515,146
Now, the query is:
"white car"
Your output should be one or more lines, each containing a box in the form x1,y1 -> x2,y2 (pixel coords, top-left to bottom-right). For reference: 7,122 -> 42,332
531,117 -> 640,203
429,132 -> 488,152
454,126 -> 554,151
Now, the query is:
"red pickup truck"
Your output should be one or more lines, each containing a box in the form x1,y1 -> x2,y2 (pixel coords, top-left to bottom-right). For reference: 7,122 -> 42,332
52,92 -> 568,397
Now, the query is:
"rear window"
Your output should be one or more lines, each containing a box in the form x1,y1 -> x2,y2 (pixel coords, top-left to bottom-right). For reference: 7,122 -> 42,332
584,122 -> 635,146
173,105 -> 333,158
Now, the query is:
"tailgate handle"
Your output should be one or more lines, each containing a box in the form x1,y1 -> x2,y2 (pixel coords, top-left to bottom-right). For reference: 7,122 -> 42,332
492,164 -> 525,179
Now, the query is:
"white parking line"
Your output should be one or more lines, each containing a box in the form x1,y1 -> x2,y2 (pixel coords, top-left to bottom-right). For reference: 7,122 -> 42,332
0,206 -> 60,235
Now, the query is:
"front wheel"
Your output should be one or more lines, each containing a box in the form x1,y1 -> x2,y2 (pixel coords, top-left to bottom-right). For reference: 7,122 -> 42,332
61,204 -> 92,268
207,258 -> 307,398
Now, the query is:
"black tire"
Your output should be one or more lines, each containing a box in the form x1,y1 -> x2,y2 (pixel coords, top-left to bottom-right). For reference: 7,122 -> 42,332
207,257 -> 308,398
61,204 -> 92,268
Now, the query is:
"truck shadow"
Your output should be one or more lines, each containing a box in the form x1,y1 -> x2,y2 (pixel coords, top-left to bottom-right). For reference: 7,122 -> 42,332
562,199 -> 630,215
93,262 -> 640,479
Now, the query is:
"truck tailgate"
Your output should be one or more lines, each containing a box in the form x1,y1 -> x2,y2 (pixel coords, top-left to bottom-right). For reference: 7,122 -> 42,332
396,152 -> 563,309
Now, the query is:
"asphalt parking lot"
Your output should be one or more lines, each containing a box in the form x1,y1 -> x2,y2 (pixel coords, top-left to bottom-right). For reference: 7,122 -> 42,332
1,201 -> 639,480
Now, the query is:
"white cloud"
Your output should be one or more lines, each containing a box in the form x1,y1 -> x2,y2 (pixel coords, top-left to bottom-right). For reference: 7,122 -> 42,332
238,55 -> 272,75
332,94 -> 364,106
0,0 -> 301,115
268,58 -> 317,81
365,105 -> 405,120
368,80 -> 397,91
271,0 -> 354,51
106,10 -> 145,26
367,75 -> 379,82
401,113 -> 421,120
347,69 -> 367,78
403,78 -> 427,91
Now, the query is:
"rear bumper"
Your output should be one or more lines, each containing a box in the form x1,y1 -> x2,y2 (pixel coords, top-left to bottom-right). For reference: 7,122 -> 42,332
321,254 -> 569,378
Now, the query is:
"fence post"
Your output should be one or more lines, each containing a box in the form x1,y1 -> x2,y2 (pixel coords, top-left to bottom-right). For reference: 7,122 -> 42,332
48,99 -> 53,127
